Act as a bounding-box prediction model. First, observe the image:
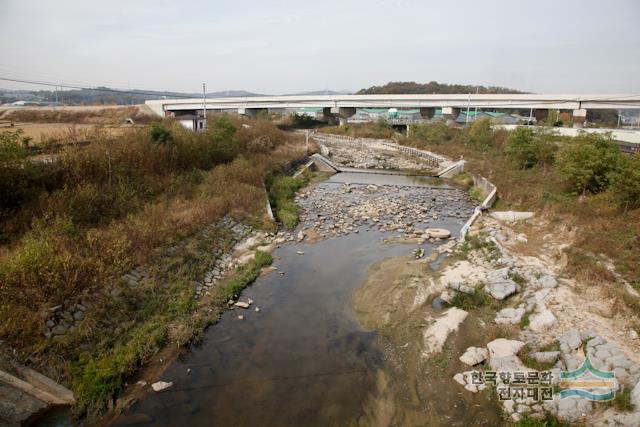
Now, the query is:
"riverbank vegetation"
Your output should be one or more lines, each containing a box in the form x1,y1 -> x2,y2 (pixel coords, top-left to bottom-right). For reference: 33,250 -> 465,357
400,119 -> 640,297
266,173 -> 310,229
0,115 -> 307,415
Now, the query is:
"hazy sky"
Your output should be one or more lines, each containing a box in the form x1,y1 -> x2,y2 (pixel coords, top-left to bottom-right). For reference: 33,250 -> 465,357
1,0 -> 639,94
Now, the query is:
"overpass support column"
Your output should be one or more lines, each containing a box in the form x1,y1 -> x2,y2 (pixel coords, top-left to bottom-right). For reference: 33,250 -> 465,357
572,109 -> 587,128
331,107 -> 356,126
533,109 -> 548,125
419,107 -> 435,120
238,107 -> 259,117
322,107 -> 336,124
442,107 -> 460,125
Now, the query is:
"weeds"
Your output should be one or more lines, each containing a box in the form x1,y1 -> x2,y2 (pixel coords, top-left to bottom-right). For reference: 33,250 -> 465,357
516,413 -> 570,427
450,288 -> 497,311
518,344 -> 556,371
220,251 -> 273,299
607,386 -> 634,412
266,172 -> 310,229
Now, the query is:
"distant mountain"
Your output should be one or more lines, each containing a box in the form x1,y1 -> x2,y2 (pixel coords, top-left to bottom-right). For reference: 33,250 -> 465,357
204,90 -> 263,97
285,89 -> 352,96
357,81 -> 525,95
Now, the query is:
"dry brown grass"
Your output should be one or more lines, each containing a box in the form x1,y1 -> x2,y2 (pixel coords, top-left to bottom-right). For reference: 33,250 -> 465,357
0,105 -> 155,125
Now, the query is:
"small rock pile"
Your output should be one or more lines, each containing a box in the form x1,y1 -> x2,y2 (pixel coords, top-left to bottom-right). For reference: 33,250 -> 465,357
43,301 -> 90,338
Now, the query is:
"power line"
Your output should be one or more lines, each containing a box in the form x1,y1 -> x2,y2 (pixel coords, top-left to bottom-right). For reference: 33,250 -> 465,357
0,76 -> 191,99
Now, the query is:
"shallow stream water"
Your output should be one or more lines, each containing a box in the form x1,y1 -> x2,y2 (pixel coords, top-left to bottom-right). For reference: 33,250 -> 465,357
39,172 -> 491,426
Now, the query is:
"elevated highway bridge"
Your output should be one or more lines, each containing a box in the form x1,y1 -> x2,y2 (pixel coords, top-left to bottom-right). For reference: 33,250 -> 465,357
146,93 -> 640,128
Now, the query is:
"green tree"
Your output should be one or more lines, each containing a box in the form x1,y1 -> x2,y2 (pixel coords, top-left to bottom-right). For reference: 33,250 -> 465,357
504,127 -> 556,169
557,133 -> 624,195
291,113 -> 315,128
207,115 -> 239,164
609,154 -> 640,211
149,122 -> 172,144
463,118 -> 494,147
412,121 -> 450,144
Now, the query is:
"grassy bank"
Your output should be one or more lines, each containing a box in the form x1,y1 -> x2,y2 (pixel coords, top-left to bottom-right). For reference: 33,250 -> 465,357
0,115 -> 306,416
398,120 -> 640,295
266,172 -> 310,229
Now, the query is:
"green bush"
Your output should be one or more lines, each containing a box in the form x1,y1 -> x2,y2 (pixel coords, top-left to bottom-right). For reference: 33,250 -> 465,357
505,127 -> 556,169
206,115 -> 239,164
267,174 -> 309,229
463,118 -> 494,147
412,121 -> 451,144
0,130 -> 43,212
609,154 -> 640,211
291,113 -> 316,128
149,122 -> 172,144
221,250 -> 273,298
557,133 -> 624,195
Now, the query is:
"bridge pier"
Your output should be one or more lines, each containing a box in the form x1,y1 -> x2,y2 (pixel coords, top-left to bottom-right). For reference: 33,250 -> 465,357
534,109 -> 549,124
572,108 -> 587,128
324,107 -> 356,126
442,107 -> 460,125
419,107 -> 435,120
238,107 -> 259,117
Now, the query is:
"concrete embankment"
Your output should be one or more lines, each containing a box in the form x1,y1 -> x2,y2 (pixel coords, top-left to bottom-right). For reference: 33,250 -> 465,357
0,362 -> 75,426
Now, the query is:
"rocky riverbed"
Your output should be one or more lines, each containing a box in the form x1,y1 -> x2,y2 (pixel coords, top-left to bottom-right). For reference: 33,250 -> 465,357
291,179 -> 474,244
354,209 -> 640,426
313,134 -> 439,171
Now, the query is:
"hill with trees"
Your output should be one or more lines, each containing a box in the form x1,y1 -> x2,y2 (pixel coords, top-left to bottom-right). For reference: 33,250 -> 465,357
356,81 -> 525,95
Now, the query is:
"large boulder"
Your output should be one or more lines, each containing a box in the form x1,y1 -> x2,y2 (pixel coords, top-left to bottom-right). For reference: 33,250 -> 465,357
484,267 -> 518,300
558,329 -> 582,353
424,228 -> 451,239
459,347 -> 489,366
487,338 -> 525,359
484,281 -> 518,300
495,307 -> 525,324
529,309 -> 557,332
529,351 -> 560,364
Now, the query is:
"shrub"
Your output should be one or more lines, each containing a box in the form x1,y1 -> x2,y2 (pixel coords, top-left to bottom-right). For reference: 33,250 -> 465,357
149,122 -> 172,144
206,115 -> 239,164
505,127 -> 557,169
463,118 -> 494,147
556,132 -> 624,195
609,154 -> 640,211
412,121 -> 451,144
220,250 -> 273,298
0,130 -> 43,212
291,113 -> 316,128
267,174 -> 309,229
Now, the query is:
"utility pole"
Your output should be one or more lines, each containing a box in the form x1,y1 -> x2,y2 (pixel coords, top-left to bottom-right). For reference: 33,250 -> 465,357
202,83 -> 207,131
